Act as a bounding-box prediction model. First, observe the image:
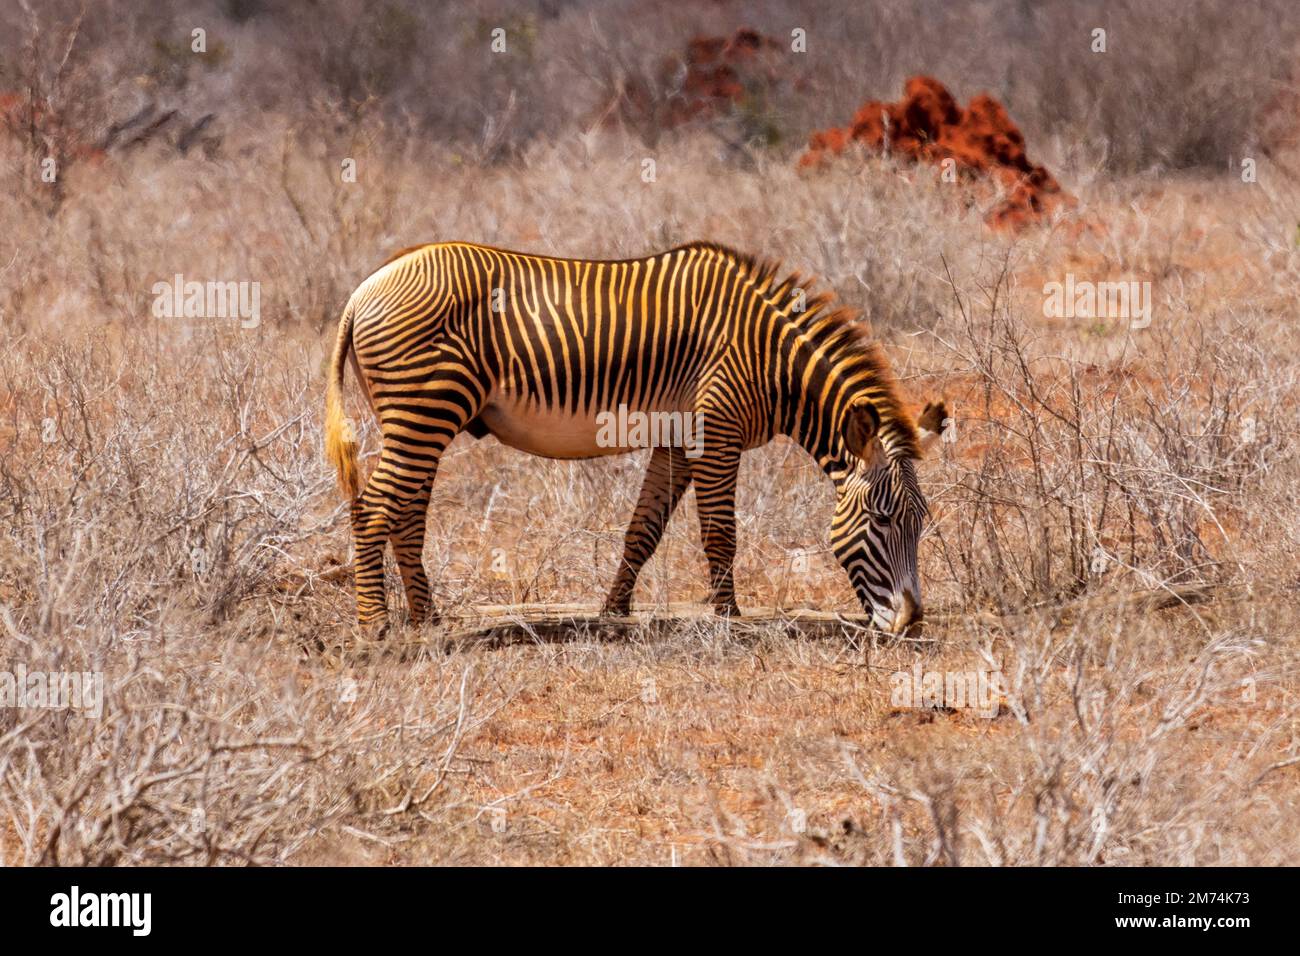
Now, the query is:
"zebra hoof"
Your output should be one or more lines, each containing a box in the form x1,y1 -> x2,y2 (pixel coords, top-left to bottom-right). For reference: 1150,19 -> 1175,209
602,592 -> 633,617
407,608 -> 441,629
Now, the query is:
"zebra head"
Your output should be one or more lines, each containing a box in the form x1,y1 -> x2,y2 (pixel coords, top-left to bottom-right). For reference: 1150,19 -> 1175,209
831,399 -> 949,634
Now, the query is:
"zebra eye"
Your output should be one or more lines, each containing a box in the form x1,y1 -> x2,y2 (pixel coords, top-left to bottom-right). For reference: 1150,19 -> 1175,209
870,510 -> 892,527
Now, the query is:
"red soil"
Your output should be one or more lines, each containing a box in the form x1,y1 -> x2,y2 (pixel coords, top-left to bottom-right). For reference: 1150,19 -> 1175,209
800,76 -> 1073,230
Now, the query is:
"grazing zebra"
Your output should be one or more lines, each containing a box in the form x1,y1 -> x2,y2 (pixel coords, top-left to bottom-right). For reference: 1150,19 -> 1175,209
324,241 -> 948,634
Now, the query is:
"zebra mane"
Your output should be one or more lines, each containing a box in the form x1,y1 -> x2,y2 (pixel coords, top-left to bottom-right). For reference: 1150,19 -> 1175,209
380,243 -> 432,267
683,241 -> 921,460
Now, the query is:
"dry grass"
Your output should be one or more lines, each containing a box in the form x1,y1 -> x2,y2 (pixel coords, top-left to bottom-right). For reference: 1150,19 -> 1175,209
1,1 -> 1299,866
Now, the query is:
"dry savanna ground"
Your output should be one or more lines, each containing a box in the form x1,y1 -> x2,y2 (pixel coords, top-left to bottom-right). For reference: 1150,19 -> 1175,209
1,0 -> 1298,866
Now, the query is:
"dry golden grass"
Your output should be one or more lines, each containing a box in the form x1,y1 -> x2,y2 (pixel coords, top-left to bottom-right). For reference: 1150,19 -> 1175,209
1,105 -> 1298,865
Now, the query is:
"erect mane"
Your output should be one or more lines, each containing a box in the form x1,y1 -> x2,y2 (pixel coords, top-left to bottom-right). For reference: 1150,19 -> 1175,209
683,241 -> 921,460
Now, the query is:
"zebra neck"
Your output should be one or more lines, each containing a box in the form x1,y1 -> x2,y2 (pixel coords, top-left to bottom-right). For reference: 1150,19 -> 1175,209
778,351 -> 914,476
743,261 -> 920,472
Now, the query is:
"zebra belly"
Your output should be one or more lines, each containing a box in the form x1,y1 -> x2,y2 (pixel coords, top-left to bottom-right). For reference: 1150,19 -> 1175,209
478,392 -> 699,460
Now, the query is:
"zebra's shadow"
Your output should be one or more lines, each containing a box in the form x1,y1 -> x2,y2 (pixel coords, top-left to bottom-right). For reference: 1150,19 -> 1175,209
313,603 -> 939,664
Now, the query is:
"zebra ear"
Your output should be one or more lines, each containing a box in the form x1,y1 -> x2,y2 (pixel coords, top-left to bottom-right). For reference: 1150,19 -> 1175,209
916,400 -> 950,456
843,399 -> 881,460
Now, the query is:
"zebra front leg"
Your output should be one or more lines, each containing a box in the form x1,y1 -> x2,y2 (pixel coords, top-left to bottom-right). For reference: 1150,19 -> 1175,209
604,446 -> 693,616
691,447 -> 742,617
388,474 -> 435,626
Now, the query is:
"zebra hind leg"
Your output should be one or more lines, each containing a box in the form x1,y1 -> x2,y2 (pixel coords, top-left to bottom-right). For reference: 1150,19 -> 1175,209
351,446 -> 439,640
604,446 -> 693,616
350,352 -> 486,637
388,474 -> 436,627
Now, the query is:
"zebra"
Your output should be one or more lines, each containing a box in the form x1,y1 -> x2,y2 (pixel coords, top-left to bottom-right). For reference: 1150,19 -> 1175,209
324,241 -> 949,635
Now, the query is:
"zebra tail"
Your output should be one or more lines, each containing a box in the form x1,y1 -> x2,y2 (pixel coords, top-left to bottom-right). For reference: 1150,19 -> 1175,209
325,300 -> 360,500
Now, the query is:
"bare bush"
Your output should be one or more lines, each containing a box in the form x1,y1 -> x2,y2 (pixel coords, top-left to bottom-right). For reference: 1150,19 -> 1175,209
921,264 -> 1292,611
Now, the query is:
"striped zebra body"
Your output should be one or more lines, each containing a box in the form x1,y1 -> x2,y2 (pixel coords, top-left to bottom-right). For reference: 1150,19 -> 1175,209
324,241 -> 948,633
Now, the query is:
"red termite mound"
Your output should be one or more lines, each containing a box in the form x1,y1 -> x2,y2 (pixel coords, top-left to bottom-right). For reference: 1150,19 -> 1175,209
800,76 -> 1073,229
670,27 -> 784,125
602,28 -> 785,134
